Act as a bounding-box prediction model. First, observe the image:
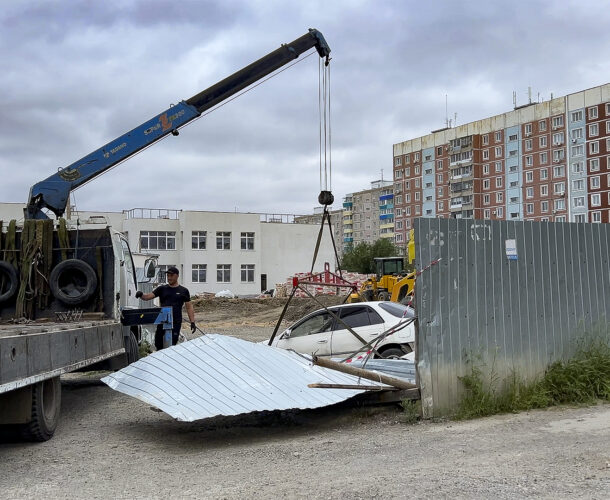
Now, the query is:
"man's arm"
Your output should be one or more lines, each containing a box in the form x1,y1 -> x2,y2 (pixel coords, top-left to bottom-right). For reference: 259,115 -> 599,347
185,301 -> 195,323
135,291 -> 155,300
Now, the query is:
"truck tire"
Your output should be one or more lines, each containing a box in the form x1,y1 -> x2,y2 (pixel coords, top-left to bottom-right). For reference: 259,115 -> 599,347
377,291 -> 390,301
49,259 -> 97,305
125,330 -> 139,364
22,377 -> 61,442
0,260 -> 19,304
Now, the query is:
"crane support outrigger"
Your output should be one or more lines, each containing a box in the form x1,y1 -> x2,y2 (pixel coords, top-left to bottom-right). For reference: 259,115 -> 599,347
25,29 -> 331,220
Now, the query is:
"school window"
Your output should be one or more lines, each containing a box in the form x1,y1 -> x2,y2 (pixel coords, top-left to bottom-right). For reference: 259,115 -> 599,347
591,194 -> 601,207
571,110 -> 583,122
139,231 -> 176,250
591,211 -> 602,223
590,176 -> 600,189
540,168 -> 548,180
525,171 -> 533,183
217,264 -> 231,283
590,158 -> 600,171
216,231 -> 231,250
539,120 -> 547,132
192,231 -> 207,250
241,232 -> 255,250
589,141 -> 599,154
192,264 -> 207,283
539,136 -> 547,148
588,106 -> 598,119
241,264 -> 255,282
589,123 -> 599,137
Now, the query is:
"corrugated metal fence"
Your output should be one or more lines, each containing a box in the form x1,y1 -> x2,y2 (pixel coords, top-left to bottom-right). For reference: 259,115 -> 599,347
414,217 -> 610,417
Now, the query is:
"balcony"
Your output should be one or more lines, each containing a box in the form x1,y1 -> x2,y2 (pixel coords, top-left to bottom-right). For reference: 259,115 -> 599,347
379,203 -> 394,210
380,222 -> 395,230
343,237 -> 353,243
343,209 -> 353,216
380,232 -> 395,239
379,213 -> 394,220
379,193 -> 394,201
342,201 -> 353,208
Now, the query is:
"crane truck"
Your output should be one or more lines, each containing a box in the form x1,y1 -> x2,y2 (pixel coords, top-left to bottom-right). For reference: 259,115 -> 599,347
0,29 -> 331,441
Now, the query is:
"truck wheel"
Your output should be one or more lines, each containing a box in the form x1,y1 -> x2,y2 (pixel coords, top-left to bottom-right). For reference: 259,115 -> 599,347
0,260 -> 18,303
49,259 -> 97,305
377,291 -> 390,301
125,330 -> 139,364
22,377 -> 61,442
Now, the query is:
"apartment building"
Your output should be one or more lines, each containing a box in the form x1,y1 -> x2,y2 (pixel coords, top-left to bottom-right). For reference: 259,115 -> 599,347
0,204 -> 336,296
393,83 -> 610,244
342,180 -> 394,252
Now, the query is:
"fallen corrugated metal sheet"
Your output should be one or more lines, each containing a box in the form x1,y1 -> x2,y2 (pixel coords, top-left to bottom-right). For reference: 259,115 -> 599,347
342,359 -> 416,385
102,334 -> 389,422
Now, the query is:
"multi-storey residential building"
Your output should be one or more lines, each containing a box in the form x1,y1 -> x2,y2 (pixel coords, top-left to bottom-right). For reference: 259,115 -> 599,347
0,203 -> 336,296
342,180 -> 393,251
393,83 -> 610,245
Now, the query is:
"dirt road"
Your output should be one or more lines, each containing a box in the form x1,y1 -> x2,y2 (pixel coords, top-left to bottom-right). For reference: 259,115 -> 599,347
1,299 -> 609,498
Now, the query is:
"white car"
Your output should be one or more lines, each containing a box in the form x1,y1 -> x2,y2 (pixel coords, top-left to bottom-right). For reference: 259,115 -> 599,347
269,302 -> 415,359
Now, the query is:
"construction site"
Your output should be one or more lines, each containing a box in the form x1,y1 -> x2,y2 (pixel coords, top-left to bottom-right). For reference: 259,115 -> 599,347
1,5 -> 610,500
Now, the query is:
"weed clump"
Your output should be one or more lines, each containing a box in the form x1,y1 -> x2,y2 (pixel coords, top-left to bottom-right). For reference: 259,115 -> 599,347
456,340 -> 610,420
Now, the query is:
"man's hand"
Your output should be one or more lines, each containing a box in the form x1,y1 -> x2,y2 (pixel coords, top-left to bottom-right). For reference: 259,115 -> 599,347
191,322 -> 197,334
135,291 -> 143,299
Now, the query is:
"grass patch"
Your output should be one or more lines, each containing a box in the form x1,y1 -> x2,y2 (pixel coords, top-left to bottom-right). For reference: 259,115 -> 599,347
455,339 -> 610,420
400,398 -> 421,424
139,340 -> 153,358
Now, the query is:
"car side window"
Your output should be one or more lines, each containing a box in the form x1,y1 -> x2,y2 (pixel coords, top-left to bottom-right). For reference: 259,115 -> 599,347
338,306 -> 371,328
366,307 -> 384,325
290,312 -> 334,338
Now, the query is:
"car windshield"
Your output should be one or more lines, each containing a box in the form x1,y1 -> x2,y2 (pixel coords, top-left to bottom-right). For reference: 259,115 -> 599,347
378,302 -> 413,318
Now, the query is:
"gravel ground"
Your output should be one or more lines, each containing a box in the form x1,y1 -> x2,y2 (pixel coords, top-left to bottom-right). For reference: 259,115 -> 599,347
1,323 -> 609,499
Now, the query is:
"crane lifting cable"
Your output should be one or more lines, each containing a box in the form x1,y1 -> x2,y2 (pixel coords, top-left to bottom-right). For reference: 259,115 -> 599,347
318,56 -> 333,207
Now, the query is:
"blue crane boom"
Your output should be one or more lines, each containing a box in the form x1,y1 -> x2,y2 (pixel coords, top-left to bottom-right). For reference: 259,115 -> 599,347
25,29 -> 331,220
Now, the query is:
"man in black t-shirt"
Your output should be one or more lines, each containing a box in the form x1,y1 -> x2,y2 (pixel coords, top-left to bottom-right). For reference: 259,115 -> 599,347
136,266 -> 196,350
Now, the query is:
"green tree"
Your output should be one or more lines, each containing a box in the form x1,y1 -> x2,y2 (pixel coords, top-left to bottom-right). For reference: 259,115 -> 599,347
341,239 -> 399,273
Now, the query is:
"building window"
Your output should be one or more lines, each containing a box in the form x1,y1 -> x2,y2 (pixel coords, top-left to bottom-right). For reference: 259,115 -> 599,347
540,185 -> 548,196
394,169 -> 403,179
571,128 -> 583,140
482,134 -> 489,145
589,123 -> 599,137
436,160 -> 443,170
554,199 -> 565,211
437,174 -> 443,183
497,207 -> 504,217
526,187 -> 534,198
483,179 -> 490,189
241,264 -> 255,282
495,146 -> 502,157
539,136 -> 547,148
552,115 -> 564,128
589,141 -> 599,154
572,144 -> 584,157
540,168 -> 548,180
573,197 -> 585,208
395,157 -> 402,166
216,231 -> 231,250
157,264 -> 178,283
539,120 -> 547,132
495,131 -> 502,142
524,124 -> 532,135
405,154 -> 410,164
415,191 -> 421,201
406,207 -> 411,216
405,167 -> 410,177
484,194 -> 490,204
590,176 -> 600,189
526,171 -> 533,182
415,205 -> 421,215
405,193 -> 411,202
437,146 -> 443,155
415,166 -> 420,174
553,166 -> 565,178
540,152 -> 548,164
483,149 -> 489,160
526,203 -> 534,214
526,155 -> 533,166
415,179 -> 420,188
588,106 -> 598,119
140,231 -> 176,250
525,139 -> 532,151
573,179 -> 584,191
484,209 -> 491,218
592,211 -> 602,223
574,214 -> 586,223
590,158 -> 600,171
192,231 -> 207,250
571,110 -> 583,122
553,149 -> 565,162
437,201 -> 444,210
553,182 -> 565,194
572,161 -> 584,174
541,201 -> 549,213
591,193 -> 601,207
414,152 -> 420,162
192,264 -> 207,283
509,134 -> 518,142
495,177 -> 503,188
241,232 -> 255,250
496,192 -> 503,203
495,162 -> 502,172
483,164 -> 490,174
217,264 -> 231,282
437,186 -> 443,196
552,132 -> 564,145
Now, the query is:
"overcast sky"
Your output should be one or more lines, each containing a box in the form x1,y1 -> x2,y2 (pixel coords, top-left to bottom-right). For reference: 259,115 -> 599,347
2,0 -> 609,218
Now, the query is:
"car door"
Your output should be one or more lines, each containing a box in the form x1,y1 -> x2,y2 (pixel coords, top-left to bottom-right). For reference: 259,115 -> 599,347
275,310 -> 334,356
330,305 -> 385,357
